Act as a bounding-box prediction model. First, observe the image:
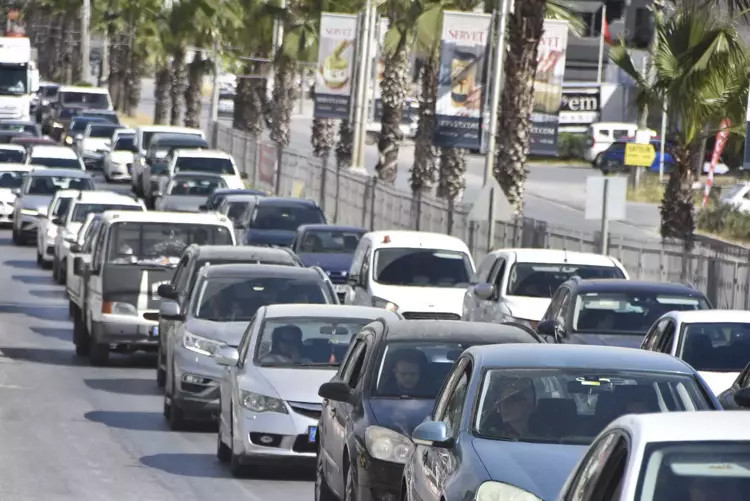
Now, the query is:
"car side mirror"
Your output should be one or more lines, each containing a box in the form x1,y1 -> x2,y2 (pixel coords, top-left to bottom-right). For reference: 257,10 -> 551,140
347,274 -> 360,286
319,380 -> 354,404
69,243 -> 81,253
536,319 -> 556,336
240,172 -> 248,179
215,345 -> 240,366
474,283 -> 494,300
733,387 -> 750,408
157,283 -> 177,300
11,188 -> 19,196
158,300 -> 183,320
52,217 -> 63,226
198,204 -> 207,212
412,421 -> 452,448
73,256 -> 86,276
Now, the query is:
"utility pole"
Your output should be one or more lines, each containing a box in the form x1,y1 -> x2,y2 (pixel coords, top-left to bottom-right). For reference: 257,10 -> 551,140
209,39 -> 220,147
482,0 -> 511,251
351,0 -> 374,171
81,0 -> 91,83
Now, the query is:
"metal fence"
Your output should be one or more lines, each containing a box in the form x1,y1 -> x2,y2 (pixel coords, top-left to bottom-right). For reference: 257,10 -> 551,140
212,122 -> 750,311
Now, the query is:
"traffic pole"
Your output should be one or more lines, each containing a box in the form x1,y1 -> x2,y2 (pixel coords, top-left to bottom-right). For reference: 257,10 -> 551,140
209,40 -> 220,147
600,177 -> 609,255
81,0 -> 91,82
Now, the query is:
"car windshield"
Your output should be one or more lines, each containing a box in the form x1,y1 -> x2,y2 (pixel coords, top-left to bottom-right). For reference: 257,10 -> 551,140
113,136 -> 135,151
0,170 -> 25,188
507,263 -> 626,298
168,177 -> 227,196
71,203 -> 141,223
249,205 -> 325,231
255,316 -> 372,367
72,120 -> 101,133
636,442 -> 750,501
42,86 -> 58,98
373,248 -> 472,288
374,341 -> 476,398
475,369 -> 711,446
0,123 -> 36,135
225,201 -> 249,223
174,156 -> 234,175
0,65 -> 27,95
298,229 -> 363,254
30,157 -> 81,169
60,92 -> 109,109
89,125 -> 118,138
81,113 -> 118,124
0,149 -> 24,163
679,322 -> 750,372
194,278 -> 330,323
106,222 -> 233,265
573,292 -> 709,335
26,176 -> 93,194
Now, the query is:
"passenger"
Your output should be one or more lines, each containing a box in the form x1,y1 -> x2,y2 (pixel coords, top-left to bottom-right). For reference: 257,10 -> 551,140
381,349 -> 427,396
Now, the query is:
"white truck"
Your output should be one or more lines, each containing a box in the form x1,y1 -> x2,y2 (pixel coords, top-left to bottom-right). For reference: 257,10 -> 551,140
0,37 -> 40,121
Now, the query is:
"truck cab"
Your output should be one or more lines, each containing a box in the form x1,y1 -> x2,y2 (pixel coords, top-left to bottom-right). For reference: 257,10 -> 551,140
0,37 -> 40,121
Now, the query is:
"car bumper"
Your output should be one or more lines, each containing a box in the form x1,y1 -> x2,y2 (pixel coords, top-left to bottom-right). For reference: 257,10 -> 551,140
107,162 -> 132,180
235,406 -> 319,464
83,152 -> 105,169
91,312 -> 159,345
41,235 -> 55,260
354,455 -> 404,501
15,213 -> 39,234
0,202 -> 13,223
172,347 -> 222,420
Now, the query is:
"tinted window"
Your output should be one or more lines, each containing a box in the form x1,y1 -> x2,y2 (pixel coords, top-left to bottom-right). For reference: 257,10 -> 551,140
0,149 -> 24,163
89,125 -> 119,138
226,201 -> 249,223
0,169 -> 24,188
475,369 -> 711,445
679,322 -> 750,372
0,123 -> 37,135
0,67 -> 27,94
42,86 -> 58,98
53,197 -> 73,217
113,136 -> 135,151
174,156 -> 234,175
298,229 -> 364,254
26,176 -> 93,194
60,92 -> 109,109
71,203 -> 142,222
373,248 -> 472,288
71,120 -> 102,132
507,263 -> 625,298
168,176 -> 227,195
249,205 -> 325,231
30,157 -> 81,169
106,222 -> 233,264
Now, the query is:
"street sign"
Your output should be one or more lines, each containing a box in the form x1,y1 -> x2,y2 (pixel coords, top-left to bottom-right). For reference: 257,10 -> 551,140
468,179 -> 513,222
585,176 -> 627,221
624,143 -> 655,167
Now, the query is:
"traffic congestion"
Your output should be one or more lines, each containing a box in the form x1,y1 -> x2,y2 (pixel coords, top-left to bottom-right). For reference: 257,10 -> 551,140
3,80 -> 750,501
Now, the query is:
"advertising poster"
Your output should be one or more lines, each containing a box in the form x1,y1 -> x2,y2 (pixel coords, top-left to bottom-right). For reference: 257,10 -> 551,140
314,13 -> 358,119
529,19 -> 569,156
433,11 -> 492,150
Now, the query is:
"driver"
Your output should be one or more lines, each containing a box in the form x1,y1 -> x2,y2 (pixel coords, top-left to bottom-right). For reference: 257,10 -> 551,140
262,325 -> 309,364
481,377 -> 536,440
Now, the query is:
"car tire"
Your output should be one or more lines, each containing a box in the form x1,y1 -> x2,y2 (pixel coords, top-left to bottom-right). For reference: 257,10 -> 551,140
73,308 -> 90,357
156,345 -> 166,388
12,226 -> 23,245
53,258 -> 64,284
89,342 -> 109,366
344,459 -> 357,501
217,429 -> 231,463
315,451 -> 337,501
36,249 -> 42,267
229,404 -> 246,477
165,364 -> 185,430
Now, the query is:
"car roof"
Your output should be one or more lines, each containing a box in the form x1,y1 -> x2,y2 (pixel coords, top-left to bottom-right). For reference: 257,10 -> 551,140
171,171 -> 225,180
85,122 -> 119,129
150,133 -> 208,146
28,168 -> 91,178
298,224 -> 365,233
191,244 -> 294,261
173,148 -> 231,159
52,189 -> 80,198
138,125 -> 202,134
363,230 -> 470,253
0,162 -> 33,171
665,309 -> 750,324
71,191 -> 141,205
29,145 -> 79,158
382,320 -> 539,343
0,120 -> 35,126
571,279 -> 704,297
264,304 -> 399,320
213,188 -> 266,196
466,344 -> 696,373
59,86 -> 110,94
114,128 -> 135,136
79,109 -> 116,115
200,263 -> 321,279
488,248 -> 619,266
71,116 -> 108,124
609,411 -> 750,444
222,194 -> 257,203
100,210 -> 231,226
256,197 -> 320,207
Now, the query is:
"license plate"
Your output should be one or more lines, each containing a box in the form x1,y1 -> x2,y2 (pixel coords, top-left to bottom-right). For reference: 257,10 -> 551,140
334,284 -> 348,294
308,426 -> 317,443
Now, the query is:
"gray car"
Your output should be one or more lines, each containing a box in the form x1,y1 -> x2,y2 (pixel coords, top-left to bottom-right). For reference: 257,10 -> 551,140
160,264 -> 339,429
402,344 -> 721,501
154,171 -> 227,213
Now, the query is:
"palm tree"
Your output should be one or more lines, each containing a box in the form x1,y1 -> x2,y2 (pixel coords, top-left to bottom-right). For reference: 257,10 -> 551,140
410,56 -> 438,194
611,2 -> 748,248
336,119 -> 354,168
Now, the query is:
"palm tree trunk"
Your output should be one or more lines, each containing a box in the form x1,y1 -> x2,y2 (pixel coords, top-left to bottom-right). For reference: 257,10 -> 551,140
170,46 -> 187,126
270,54 -> 297,149
233,60 -> 268,136
410,56 -> 439,194
493,0 -> 546,214
437,148 -> 467,201
312,117 -> 336,159
153,63 -> 171,125
375,41 -> 409,183
62,13 -> 75,84
660,143 -> 696,250
184,51 -> 205,128
336,119 -> 354,169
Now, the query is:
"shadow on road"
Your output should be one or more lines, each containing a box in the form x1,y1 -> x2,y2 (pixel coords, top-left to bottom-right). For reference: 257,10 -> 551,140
11,274 -> 56,285
31,326 -> 73,342
139,453 -> 315,480
84,410 -> 166,432
3,259 -> 37,270
0,302 -> 69,322
28,289 -> 68,300
84,377 -> 161,396
0,346 -> 85,367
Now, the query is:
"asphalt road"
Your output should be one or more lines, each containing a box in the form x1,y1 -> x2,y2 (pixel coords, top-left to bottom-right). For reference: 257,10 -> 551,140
137,78 -> 662,243
0,190 -> 314,499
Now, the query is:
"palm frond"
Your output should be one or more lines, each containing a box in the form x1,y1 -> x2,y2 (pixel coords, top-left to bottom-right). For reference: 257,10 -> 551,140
546,1 -> 585,37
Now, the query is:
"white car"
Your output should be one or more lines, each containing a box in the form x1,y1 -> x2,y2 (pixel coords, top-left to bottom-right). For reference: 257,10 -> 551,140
641,309 -> 750,395
720,182 -> 750,213
51,191 -> 145,284
158,149 -> 245,197
0,144 -> 27,164
557,412 -> 749,501
36,188 -> 78,268
345,230 -> 475,319
131,125 -> 205,194
26,144 -> 85,170
103,128 -> 135,182
66,212 -> 103,327
0,163 -> 32,226
78,122 -> 123,170
583,122 -> 656,165
463,249 -> 629,328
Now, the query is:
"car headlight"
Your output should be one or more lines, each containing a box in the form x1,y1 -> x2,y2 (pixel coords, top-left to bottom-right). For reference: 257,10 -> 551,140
20,208 -> 38,216
475,482 -> 542,501
364,426 -> 414,464
64,136 -> 73,145
42,99 -> 49,106
102,301 -> 137,316
372,296 -> 399,312
45,226 -> 56,238
182,331 -> 223,356
239,390 -> 288,414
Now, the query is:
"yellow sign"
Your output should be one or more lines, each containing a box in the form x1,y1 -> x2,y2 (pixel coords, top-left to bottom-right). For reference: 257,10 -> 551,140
624,143 -> 656,167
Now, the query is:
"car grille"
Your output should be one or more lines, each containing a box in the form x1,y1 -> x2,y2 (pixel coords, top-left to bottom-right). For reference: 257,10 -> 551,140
326,271 -> 348,284
250,433 -> 283,448
401,312 -> 461,320
292,434 -> 317,453
288,401 -> 322,420
143,312 -> 159,321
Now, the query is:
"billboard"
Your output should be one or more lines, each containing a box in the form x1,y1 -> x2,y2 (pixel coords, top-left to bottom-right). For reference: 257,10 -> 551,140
433,10 -> 492,150
529,19 -> 569,156
313,13 -> 358,119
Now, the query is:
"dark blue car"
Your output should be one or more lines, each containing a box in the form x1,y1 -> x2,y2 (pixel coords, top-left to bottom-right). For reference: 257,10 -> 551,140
403,344 -> 721,501
599,139 -> 675,174
242,197 -> 326,247
290,224 -> 365,300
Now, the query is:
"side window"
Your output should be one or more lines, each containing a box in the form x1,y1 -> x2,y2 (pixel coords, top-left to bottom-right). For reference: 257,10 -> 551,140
91,226 -> 108,271
738,363 -> 750,388
642,319 -> 668,351
473,255 -> 495,284
590,437 -> 629,500
657,321 -> 676,354
542,288 -> 566,322
359,245 -> 371,287
171,256 -> 189,288
555,289 -> 571,326
433,358 -> 470,419
566,432 -> 619,501
340,340 -> 366,387
489,259 -> 506,297
440,369 -> 470,437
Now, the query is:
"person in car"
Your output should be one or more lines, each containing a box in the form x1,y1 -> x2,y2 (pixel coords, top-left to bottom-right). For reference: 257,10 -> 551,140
381,349 -> 427,396
480,377 -> 536,440
261,325 -> 310,364
300,233 -> 322,252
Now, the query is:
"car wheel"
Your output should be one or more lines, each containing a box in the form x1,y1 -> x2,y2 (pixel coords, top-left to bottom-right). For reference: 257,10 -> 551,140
217,426 -> 231,463
73,308 -> 89,357
36,249 -> 42,267
594,153 -> 604,168
156,344 -> 166,388
165,363 -> 185,430
89,342 -> 109,366
315,451 -> 337,501
229,405 -> 246,477
344,459 -> 357,501
12,226 -> 22,245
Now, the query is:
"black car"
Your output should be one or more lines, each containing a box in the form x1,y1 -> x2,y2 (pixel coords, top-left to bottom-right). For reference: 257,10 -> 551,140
201,188 -> 267,212
315,319 -> 542,501
78,109 -> 120,125
155,244 -> 303,387
537,278 -> 712,348
241,197 -> 326,247
0,120 -> 41,137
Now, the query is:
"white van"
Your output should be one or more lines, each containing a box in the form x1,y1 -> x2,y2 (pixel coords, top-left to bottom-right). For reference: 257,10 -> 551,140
131,126 -> 205,194
344,230 -> 475,319
584,122 -> 656,165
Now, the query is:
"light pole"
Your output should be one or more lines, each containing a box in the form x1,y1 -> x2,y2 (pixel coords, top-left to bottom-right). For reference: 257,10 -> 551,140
350,0 -> 375,172
81,0 -> 91,83
208,40 -> 220,147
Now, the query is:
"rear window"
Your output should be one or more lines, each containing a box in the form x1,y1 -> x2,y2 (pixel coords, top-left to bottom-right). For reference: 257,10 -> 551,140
507,263 -> 625,298
26,176 -> 93,194
60,91 -> 110,109
0,148 -> 24,163
30,157 -> 81,169
113,136 -> 136,152
249,204 -> 325,231
174,156 -> 235,175
89,125 -> 119,138
0,170 -> 25,188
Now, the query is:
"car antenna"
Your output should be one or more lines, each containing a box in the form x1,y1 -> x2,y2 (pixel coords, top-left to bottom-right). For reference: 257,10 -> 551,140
563,248 -> 568,264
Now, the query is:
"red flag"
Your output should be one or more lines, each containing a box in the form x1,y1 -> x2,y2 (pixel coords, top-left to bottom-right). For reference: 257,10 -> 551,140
702,118 -> 731,207
603,17 -> 614,45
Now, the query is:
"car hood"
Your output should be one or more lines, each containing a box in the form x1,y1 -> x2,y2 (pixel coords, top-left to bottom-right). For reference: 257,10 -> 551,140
372,284 -> 466,316
368,398 -> 435,437
699,371 -> 739,396
64,221 -> 83,238
503,296 -> 552,322
184,318 -> 248,346
564,332 -> 644,348
297,252 -> 353,273
110,150 -> 134,163
161,195 -> 206,213
472,437 -> 586,501
0,188 -> 16,203
19,194 -> 52,210
83,137 -> 109,152
245,228 -> 295,247
253,367 -> 338,403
